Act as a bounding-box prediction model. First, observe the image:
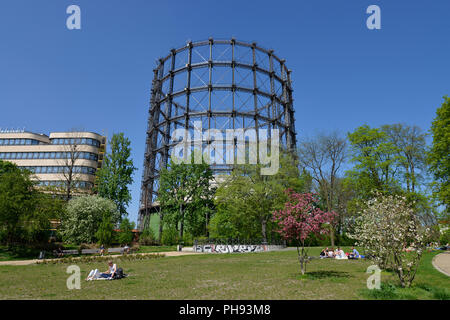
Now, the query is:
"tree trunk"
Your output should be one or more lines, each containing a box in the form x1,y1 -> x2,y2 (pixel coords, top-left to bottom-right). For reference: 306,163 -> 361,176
158,211 -> 163,244
297,241 -> 308,275
261,219 -> 267,243
299,258 -> 305,275
330,227 -> 335,247
405,167 -> 411,192
66,177 -> 71,201
179,205 -> 184,241
205,209 -> 209,238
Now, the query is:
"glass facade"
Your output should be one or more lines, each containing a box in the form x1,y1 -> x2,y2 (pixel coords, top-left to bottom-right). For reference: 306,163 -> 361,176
35,180 -> 94,189
0,131 -> 105,194
50,138 -> 101,147
0,151 -> 98,161
0,138 -> 42,145
21,166 -> 97,175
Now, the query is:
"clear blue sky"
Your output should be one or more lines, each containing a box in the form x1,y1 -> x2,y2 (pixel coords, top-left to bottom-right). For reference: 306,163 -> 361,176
1,1 -> 449,223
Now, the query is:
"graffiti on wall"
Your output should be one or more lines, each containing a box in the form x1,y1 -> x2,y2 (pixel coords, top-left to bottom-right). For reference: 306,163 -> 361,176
194,244 -> 267,253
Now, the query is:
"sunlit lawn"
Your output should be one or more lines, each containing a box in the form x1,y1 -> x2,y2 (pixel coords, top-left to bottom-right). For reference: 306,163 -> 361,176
0,247 -> 448,300
0,245 -> 176,262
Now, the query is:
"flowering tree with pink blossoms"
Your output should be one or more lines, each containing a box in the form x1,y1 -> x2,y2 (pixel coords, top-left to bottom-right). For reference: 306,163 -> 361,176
272,190 -> 336,275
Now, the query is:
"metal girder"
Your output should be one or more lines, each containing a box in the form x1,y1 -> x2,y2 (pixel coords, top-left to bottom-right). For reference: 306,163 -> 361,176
138,38 -> 297,230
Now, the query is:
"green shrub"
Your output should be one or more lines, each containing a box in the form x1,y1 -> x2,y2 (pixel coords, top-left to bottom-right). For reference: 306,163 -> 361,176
432,287 -> 450,300
60,195 -> 118,244
139,228 -> 157,246
95,213 -> 114,246
0,229 -> 7,244
440,228 -> 450,245
182,233 -> 194,246
161,227 -> 179,246
362,282 -> 398,300
336,233 -> 355,246
37,252 -> 165,264
118,218 -> 135,245
413,283 -> 450,300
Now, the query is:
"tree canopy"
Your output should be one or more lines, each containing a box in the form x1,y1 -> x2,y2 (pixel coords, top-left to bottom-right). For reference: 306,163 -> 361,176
211,150 -> 311,241
95,133 -> 136,223
158,152 -> 215,240
60,195 -> 118,244
428,96 -> 450,214
0,160 -> 64,245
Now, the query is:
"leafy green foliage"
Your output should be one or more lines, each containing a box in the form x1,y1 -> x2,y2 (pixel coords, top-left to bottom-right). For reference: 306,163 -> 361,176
210,151 -> 310,241
118,218 -> 135,245
428,96 -> 450,213
95,213 -> 114,246
0,160 -> 64,245
347,125 -> 402,196
95,133 -> 136,222
160,226 -> 179,246
381,124 -> 427,193
139,227 -> 157,246
440,228 -> 450,245
60,195 -> 118,244
0,161 -> 35,244
361,282 -> 399,300
159,152 -> 215,240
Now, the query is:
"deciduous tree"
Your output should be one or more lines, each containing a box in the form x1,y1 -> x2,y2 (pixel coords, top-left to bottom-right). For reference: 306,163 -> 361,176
297,132 -> 347,246
95,133 -> 136,223
211,151 -> 310,242
272,191 -> 336,275
428,96 -> 450,214
60,195 -> 118,244
349,192 -> 429,287
159,153 -> 215,240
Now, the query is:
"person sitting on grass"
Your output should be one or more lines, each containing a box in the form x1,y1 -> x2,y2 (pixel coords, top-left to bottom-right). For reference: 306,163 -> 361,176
335,247 -> 347,260
99,244 -> 105,256
123,244 -> 130,254
348,247 -> 361,259
353,247 -> 360,258
86,260 -> 117,280
320,248 -> 327,258
101,260 -> 117,278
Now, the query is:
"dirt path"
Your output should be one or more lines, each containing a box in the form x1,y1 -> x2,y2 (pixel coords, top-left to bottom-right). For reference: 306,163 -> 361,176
0,251 -> 203,266
432,251 -> 450,277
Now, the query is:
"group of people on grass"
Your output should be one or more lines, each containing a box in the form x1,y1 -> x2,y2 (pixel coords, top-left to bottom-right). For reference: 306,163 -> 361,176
319,247 -> 362,260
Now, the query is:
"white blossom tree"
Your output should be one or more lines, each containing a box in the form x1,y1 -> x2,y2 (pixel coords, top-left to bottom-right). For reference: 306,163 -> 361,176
60,195 -> 118,244
349,192 -> 430,288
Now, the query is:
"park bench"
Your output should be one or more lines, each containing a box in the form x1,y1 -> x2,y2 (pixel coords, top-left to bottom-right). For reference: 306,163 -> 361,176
61,249 -> 79,255
48,247 -> 133,258
51,249 -> 78,258
107,247 -> 134,254
81,248 -> 100,254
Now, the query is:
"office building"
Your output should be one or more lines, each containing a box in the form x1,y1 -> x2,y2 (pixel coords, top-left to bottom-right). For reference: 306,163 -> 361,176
0,129 -> 106,194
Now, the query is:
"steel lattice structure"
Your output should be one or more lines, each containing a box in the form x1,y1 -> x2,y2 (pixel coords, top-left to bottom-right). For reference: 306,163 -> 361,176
138,38 -> 297,229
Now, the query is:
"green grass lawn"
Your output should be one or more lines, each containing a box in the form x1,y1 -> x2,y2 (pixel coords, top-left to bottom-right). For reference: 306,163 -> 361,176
0,248 -> 448,299
0,246 -> 42,261
0,245 -> 176,262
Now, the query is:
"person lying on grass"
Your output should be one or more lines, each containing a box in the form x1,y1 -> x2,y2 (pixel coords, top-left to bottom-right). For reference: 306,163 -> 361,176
86,260 -> 117,280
